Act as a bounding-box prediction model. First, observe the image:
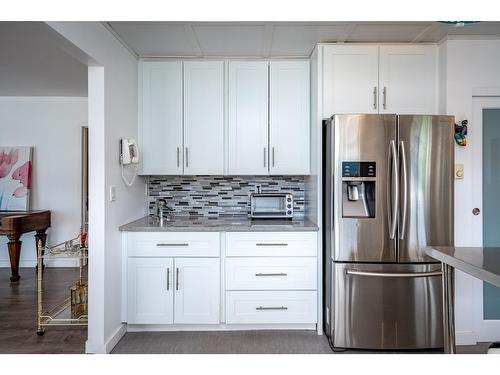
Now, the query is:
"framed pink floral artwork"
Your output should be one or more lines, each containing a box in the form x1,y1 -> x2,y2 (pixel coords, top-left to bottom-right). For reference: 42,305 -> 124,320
0,147 -> 33,211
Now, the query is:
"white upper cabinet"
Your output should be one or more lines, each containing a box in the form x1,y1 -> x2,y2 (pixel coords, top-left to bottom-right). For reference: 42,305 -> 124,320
228,61 -> 269,175
139,61 -> 183,175
378,45 -> 436,114
183,61 -> 225,175
323,45 -> 379,117
269,60 -> 310,175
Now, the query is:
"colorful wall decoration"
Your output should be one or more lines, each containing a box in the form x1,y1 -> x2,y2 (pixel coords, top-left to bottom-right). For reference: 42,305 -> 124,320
0,147 -> 33,211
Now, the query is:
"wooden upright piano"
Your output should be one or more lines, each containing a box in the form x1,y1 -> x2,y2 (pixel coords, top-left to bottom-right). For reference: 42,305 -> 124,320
0,211 -> 51,282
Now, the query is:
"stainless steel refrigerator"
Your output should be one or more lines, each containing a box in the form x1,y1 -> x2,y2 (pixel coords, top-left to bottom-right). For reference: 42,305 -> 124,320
323,114 -> 454,350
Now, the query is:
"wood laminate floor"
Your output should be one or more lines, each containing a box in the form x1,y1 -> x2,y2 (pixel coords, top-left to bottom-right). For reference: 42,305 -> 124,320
0,268 -> 492,354
0,267 -> 87,354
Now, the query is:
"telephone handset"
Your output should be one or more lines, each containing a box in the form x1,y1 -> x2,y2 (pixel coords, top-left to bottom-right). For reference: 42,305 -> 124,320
120,138 -> 139,186
120,138 -> 139,165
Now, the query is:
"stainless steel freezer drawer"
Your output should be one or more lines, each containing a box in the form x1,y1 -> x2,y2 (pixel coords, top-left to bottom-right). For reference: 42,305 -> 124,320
332,262 -> 443,350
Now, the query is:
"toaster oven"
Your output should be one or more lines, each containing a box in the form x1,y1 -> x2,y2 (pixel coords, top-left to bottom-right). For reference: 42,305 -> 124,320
250,193 -> 294,219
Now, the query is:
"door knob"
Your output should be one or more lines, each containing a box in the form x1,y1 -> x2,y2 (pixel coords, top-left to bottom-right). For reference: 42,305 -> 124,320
472,208 -> 480,216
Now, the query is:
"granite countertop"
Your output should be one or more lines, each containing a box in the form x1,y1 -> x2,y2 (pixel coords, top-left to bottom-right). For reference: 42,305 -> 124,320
119,216 -> 319,232
425,246 -> 500,288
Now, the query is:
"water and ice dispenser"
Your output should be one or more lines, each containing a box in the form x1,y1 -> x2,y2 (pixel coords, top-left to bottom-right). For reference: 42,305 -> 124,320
341,162 -> 376,218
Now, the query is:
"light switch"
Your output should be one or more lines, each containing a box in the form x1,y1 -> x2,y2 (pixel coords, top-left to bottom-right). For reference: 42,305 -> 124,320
109,185 -> 116,202
455,164 -> 464,179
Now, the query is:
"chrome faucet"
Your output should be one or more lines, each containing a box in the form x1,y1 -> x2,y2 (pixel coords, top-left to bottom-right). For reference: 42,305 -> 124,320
156,198 -> 173,225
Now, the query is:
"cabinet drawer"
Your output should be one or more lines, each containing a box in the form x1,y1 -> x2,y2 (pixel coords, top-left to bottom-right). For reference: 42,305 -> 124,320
226,291 -> 317,324
127,232 -> 220,257
225,232 -> 317,257
225,257 -> 317,290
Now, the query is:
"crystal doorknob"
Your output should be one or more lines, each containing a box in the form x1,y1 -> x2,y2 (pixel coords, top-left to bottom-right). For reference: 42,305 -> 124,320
472,208 -> 481,216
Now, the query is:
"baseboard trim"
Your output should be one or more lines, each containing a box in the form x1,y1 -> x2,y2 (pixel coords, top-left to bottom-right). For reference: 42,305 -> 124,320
456,330 -> 478,346
85,324 -> 127,354
126,323 -> 317,332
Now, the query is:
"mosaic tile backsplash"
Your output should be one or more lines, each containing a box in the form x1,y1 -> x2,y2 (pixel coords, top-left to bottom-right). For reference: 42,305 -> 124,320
148,176 -> 305,218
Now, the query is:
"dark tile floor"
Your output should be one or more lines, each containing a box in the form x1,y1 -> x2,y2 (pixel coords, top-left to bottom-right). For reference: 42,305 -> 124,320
0,268 -> 492,354
111,331 -> 491,354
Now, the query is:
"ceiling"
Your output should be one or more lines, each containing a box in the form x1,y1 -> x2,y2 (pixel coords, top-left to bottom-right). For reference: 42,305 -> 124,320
0,22 -> 88,96
107,21 -> 500,58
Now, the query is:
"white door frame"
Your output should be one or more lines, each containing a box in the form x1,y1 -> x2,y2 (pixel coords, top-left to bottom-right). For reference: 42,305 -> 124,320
471,95 -> 500,341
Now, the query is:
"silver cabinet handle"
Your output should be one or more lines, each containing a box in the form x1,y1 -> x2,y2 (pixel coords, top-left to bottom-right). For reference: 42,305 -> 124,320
167,267 -> 170,290
176,147 -> 180,168
373,86 -> 377,109
399,140 -> 408,240
256,243 -> 288,247
383,86 -> 387,110
157,243 -> 189,247
346,270 -> 442,278
264,147 -> 267,168
255,273 -> 288,277
272,147 -> 275,168
256,306 -> 288,311
185,147 -> 189,168
388,140 -> 399,240
176,267 -> 180,290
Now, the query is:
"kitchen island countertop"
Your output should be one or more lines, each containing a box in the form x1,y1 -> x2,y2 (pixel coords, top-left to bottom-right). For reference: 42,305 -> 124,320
425,246 -> 500,288
119,216 -> 319,232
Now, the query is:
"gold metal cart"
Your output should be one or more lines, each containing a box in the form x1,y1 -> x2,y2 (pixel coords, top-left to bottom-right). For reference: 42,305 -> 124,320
36,236 -> 88,336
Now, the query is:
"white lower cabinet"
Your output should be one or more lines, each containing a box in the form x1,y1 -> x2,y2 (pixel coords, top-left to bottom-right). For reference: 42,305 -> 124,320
174,257 -> 220,324
225,257 -> 317,290
225,232 -> 318,325
127,257 -> 174,324
225,291 -> 317,324
124,231 -> 318,328
127,257 -> 220,325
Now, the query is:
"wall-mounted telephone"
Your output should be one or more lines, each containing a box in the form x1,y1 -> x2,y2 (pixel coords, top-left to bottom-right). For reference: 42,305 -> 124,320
120,138 -> 139,165
120,138 -> 139,186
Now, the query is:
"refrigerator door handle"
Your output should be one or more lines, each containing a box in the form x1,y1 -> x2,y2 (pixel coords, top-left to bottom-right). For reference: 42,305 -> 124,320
346,270 -> 442,278
399,140 -> 408,240
388,140 -> 399,239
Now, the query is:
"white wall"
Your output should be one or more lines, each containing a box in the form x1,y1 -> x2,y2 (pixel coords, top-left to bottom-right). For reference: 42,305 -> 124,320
440,38 -> 500,344
0,97 -> 87,267
46,22 -> 146,354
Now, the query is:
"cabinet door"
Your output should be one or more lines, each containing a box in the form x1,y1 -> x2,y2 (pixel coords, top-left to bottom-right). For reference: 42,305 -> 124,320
183,61 -> 225,175
323,45 -> 379,116
269,60 -> 310,175
228,61 -> 269,175
379,45 -> 436,114
127,257 -> 173,324
139,62 -> 183,175
174,257 -> 220,324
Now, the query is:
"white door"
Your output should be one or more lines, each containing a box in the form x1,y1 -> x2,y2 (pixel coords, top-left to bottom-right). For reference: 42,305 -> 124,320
471,96 -> 500,342
127,257 -> 174,324
174,257 -> 220,324
228,61 -> 269,175
183,61 -> 225,175
269,60 -> 310,175
322,45 -> 379,116
379,45 -> 436,114
139,61 -> 183,175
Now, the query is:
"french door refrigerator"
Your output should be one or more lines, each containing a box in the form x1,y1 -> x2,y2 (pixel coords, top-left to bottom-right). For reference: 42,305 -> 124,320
323,114 -> 454,350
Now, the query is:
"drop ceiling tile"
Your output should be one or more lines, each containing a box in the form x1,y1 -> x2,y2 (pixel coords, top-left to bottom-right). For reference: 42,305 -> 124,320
421,22 -> 500,42
346,23 -> 432,43
109,22 -> 199,56
192,23 -> 267,56
270,23 -> 347,56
